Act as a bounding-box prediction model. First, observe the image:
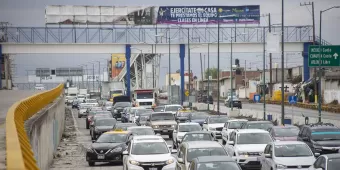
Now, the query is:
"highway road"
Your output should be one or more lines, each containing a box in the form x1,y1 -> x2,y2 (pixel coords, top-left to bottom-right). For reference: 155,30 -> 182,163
218,102 -> 340,120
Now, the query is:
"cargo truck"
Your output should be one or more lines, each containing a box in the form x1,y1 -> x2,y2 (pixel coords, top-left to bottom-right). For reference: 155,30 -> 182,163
100,81 -> 125,101
132,89 -> 156,109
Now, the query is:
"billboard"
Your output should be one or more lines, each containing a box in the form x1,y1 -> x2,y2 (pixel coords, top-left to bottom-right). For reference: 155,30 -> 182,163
156,6 -> 260,24
111,54 -> 126,78
45,5 -> 259,25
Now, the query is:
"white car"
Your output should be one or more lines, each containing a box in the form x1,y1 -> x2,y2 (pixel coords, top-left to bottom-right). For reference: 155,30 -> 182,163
221,119 -> 248,145
123,135 -> 176,170
172,122 -> 202,149
308,153 -> 340,170
259,141 -> 317,170
128,107 -> 146,123
163,105 -> 183,115
202,116 -> 229,138
176,141 -> 229,170
78,103 -> 92,118
225,129 -> 274,170
104,101 -> 113,111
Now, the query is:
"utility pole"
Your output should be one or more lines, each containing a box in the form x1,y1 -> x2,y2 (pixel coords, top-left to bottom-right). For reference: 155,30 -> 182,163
268,13 -> 273,98
217,10 -> 220,115
207,44 -> 210,110
245,60 -> 247,99
200,53 -> 204,82
281,0 -> 285,125
262,27 -> 266,120
188,28 -> 191,107
300,2 -> 317,103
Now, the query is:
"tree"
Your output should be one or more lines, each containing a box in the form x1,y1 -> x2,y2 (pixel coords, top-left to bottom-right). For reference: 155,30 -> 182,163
204,68 -> 219,80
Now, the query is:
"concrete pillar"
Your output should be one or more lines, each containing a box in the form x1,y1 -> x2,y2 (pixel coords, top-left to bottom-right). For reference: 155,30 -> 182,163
0,44 -> 2,89
180,44 -> 185,105
126,44 -> 131,97
303,42 -> 313,81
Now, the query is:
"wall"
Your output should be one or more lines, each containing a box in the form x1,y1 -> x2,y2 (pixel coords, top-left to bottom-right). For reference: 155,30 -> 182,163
273,82 -> 294,93
26,96 -> 65,170
220,78 -> 235,97
324,90 -> 340,104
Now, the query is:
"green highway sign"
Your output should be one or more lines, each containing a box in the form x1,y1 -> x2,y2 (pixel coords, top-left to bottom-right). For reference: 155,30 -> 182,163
308,45 -> 340,67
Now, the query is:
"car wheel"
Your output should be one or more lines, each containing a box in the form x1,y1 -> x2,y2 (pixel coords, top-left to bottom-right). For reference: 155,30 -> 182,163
222,139 -> 226,145
86,121 -> 89,129
169,133 -> 173,139
78,114 -> 81,118
88,161 -> 95,166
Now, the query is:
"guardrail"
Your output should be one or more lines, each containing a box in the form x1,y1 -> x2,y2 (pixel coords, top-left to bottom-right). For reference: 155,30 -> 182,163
6,84 -> 64,170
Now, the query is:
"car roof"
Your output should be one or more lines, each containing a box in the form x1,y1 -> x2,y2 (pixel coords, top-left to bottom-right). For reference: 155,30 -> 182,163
228,119 -> 248,122
127,126 -> 152,130
273,141 -> 307,146
235,129 -> 269,134
95,118 -> 115,121
131,107 -> 146,110
185,131 -> 212,135
271,125 -> 299,129
323,153 -> 340,159
178,122 -> 200,125
132,135 -> 165,143
196,156 -> 234,163
184,141 -> 222,149
165,104 -> 182,107
151,112 -> 173,114
209,115 -> 228,118
246,121 -> 273,124
116,123 -> 136,126
104,130 -> 129,134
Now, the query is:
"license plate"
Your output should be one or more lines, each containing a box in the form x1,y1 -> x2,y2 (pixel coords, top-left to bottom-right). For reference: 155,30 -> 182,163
163,130 -> 168,132
97,154 -> 105,159
149,168 -> 157,170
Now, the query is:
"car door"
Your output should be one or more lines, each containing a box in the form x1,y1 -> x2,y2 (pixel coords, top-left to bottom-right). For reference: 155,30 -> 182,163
225,131 -> 236,156
263,144 -> 274,170
260,144 -> 270,169
310,156 -> 325,170
176,145 -> 186,170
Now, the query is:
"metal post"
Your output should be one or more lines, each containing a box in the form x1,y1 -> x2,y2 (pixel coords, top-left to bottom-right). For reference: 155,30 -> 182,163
207,43 -> 210,110
217,11 -> 220,115
0,44 -> 2,89
152,44 -> 155,88
188,28 -> 191,107
168,34 -> 171,104
81,66 -> 84,88
263,27 -> 266,120
268,13 -> 273,97
230,39 -> 234,111
281,0 -> 285,125
92,63 -> 95,92
245,60 -> 247,98
318,10 -> 322,122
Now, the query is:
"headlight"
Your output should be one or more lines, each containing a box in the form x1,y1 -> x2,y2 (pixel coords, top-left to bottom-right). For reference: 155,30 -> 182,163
276,164 -> 287,169
153,125 -> 159,129
110,147 -> 122,153
114,109 -> 117,113
209,127 -> 216,131
166,158 -> 175,165
171,125 -> 175,128
129,160 -> 140,166
238,151 -> 247,155
87,148 -> 94,153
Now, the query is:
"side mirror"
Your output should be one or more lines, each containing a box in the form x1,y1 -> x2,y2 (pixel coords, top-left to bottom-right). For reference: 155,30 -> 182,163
314,153 -> 320,157
177,158 -> 184,164
227,141 -> 234,145
302,137 -> 309,141
122,150 -> 128,155
203,122 -> 207,124
92,140 -> 95,143
264,154 -> 272,158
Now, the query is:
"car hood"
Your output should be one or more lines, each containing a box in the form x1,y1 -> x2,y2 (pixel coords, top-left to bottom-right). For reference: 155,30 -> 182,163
274,156 -> 315,166
114,107 -> 125,110
96,126 -> 114,131
274,136 -> 298,141
177,117 -> 188,120
315,140 -> 340,147
151,120 -> 177,125
236,144 -> 267,152
191,119 -> 205,123
208,123 -> 225,128
136,99 -> 154,102
130,154 -> 173,162
91,143 -> 124,150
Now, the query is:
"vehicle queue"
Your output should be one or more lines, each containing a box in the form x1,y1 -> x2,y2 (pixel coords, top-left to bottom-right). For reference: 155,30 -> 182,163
72,95 -> 340,170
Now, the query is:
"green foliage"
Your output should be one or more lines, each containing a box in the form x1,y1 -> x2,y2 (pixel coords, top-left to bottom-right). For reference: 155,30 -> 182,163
204,68 -> 219,79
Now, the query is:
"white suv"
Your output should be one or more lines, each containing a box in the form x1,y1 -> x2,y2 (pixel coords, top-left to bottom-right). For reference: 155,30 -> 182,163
202,116 -> 229,138
172,122 -> 202,149
221,119 -> 248,145
122,135 -> 176,170
225,129 -> 274,169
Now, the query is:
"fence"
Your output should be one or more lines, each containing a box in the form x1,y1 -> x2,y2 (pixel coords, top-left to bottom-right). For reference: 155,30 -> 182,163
6,84 -> 64,170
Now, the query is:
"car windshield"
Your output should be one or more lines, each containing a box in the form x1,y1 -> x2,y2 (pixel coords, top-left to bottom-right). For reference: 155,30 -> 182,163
129,128 -> 155,135
177,112 -> 191,117
95,133 -> 127,143
86,100 -> 97,103
77,95 -> 85,98
96,119 -> 116,126
246,122 -> 273,130
209,117 -> 229,124
187,148 -> 227,162
112,90 -> 123,94
153,107 -> 164,112
190,113 -> 208,120
114,124 -> 136,130
131,142 -> 169,155
136,92 -> 153,99
136,109 -> 152,116
165,106 -> 183,112
197,162 -> 240,170
229,121 -> 247,129
237,133 -> 273,144
91,108 -> 102,111
80,105 -> 91,109
151,113 -> 174,121
88,112 -> 96,116
311,130 -> 340,141
273,127 -> 299,137
182,134 -> 212,142
274,144 -> 313,157
328,158 -> 340,170
114,102 -> 131,107
139,115 -> 150,121
105,102 -> 113,106
179,125 -> 202,132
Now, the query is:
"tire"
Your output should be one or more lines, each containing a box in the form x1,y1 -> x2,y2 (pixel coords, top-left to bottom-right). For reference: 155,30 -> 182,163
86,120 -> 89,129
169,133 -> 173,139
88,161 -> 95,166
222,139 -> 226,145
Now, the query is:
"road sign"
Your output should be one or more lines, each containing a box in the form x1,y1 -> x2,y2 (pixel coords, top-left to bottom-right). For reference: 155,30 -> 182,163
185,90 -> 189,97
308,45 -> 340,67
288,96 -> 297,104
253,94 -> 261,103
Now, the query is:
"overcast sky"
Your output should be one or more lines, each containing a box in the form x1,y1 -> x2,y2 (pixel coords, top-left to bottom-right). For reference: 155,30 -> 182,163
1,0 -> 340,85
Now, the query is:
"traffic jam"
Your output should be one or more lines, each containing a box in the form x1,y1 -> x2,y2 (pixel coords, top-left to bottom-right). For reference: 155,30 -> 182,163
72,95 -> 340,170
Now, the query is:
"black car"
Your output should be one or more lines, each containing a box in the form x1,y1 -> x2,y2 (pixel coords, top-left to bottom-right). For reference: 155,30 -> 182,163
111,102 -> 131,119
90,118 -> 117,140
175,111 -> 192,123
189,156 -> 241,170
240,121 -> 274,130
188,112 -> 209,126
225,96 -> 242,109
72,100 -> 79,109
86,131 -> 133,166
135,113 -> 152,126
297,122 -> 340,155
113,123 -> 137,131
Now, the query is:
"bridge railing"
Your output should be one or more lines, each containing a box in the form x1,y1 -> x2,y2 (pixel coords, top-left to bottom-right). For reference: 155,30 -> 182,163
6,84 -> 64,170
2,25 -> 312,44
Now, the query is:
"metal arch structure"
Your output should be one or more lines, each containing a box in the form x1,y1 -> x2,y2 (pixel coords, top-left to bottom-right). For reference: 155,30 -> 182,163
2,25 -> 312,44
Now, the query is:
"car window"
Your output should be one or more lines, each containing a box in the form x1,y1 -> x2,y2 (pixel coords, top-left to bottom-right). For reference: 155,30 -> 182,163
237,133 -> 273,144
182,133 -> 212,142
96,133 -> 127,143
274,144 -> 313,157
153,107 -> 164,112
208,117 -> 228,124
328,158 -> 340,170
186,148 -> 227,162
264,144 -> 270,154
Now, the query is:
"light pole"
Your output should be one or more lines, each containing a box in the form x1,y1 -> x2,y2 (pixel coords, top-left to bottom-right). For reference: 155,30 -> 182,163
78,64 -> 86,88
88,62 -> 95,92
318,6 -> 340,122
281,0 -> 285,125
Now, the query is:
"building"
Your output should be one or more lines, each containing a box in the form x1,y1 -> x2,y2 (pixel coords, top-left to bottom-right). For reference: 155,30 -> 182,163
165,71 -> 194,91
219,77 -> 236,98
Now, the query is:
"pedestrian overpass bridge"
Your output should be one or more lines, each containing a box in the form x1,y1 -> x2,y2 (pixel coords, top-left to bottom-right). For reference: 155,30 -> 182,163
0,25 -> 314,97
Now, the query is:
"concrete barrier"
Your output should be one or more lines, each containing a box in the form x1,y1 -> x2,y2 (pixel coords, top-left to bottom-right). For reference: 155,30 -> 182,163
25,96 -> 65,170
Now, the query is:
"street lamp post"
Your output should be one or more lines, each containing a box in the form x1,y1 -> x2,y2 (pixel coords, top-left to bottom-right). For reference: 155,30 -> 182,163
318,6 -> 340,122
217,9 -> 221,115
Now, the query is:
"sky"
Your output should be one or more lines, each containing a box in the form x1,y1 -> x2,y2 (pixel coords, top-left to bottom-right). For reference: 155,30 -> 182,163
1,0 -> 340,86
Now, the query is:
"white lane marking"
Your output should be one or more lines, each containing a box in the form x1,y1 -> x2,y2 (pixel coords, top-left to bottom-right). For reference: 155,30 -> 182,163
71,109 -> 83,135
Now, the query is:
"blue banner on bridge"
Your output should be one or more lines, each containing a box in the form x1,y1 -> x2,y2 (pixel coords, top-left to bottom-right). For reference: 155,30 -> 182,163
156,5 -> 260,24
